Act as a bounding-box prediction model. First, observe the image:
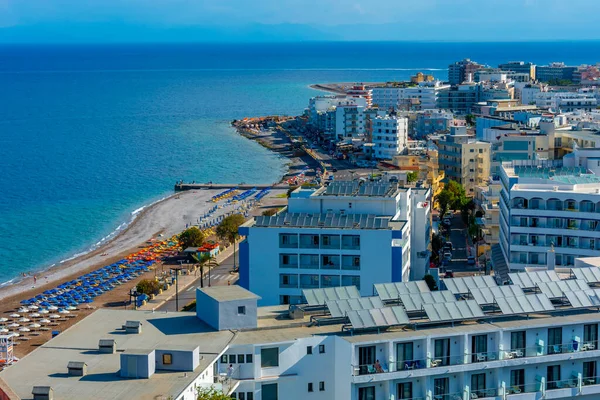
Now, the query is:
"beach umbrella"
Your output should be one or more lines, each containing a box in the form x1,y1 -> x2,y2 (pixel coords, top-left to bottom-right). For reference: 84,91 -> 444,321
0,328 -> 7,333
0,318 -> 8,323
39,309 -> 49,315
30,313 -> 40,318
18,327 -> 30,332
18,308 -> 30,313
59,310 -> 70,314
8,323 -> 19,328
29,323 -> 41,329
11,333 -> 19,337
49,314 -> 60,319
28,305 -> 39,310
39,319 -> 51,324
9,314 -> 20,318
48,306 -> 58,311
18,318 -> 30,323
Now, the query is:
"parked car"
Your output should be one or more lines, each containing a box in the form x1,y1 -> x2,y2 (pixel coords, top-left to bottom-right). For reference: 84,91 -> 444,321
444,270 -> 454,278
443,251 -> 452,260
442,218 -> 452,226
443,241 -> 453,251
444,212 -> 453,220
467,256 -> 476,265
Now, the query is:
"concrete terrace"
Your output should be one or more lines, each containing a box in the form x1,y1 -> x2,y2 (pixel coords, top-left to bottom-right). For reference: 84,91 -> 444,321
0,309 -> 233,400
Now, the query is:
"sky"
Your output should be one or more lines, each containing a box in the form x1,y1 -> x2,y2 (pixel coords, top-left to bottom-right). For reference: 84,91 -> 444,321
1,0 -> 600,43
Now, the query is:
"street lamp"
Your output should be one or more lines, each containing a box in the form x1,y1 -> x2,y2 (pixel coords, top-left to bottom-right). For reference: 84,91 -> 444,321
170,265 -> 185,312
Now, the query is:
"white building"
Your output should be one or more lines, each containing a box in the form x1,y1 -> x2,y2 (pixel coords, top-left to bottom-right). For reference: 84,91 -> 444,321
371,81 -> 450,110
238,181 -> 432,306
335,105 -> 371,142
535,92 -> 597,113
372,115 -> 408,160
307,96 -> 367,140
499,160 -> 600,271
9,273 -> 600,400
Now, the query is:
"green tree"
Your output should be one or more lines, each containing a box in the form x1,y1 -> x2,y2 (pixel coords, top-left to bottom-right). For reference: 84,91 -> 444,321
190,253 -> 219,288
424,274 -> 438,291
465,114 -> 475,126
179,227 -> 206,250
431,233 -> 443,265
406,171 -> 418,183
136,279 -> 160,296
196,386 -> 233,400
216,214 -> 246,271
435,190 -> 455,217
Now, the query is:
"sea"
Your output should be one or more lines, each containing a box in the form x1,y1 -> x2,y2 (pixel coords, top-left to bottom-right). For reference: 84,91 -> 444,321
1,41 -> 600,285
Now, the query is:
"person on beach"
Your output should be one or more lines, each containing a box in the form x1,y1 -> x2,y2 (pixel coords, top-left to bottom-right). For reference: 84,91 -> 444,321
33,275 -> 37,284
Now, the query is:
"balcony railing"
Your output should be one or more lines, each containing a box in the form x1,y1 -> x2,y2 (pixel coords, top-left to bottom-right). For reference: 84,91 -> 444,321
583,375 -> 600,386
470,388 -> 498,398
467,351 -> 499,363
546,378 -> 578,390
507,383 -> 540,395
429,355 -> 464,367
433,392 -> 463,400
397,358 -> 427,371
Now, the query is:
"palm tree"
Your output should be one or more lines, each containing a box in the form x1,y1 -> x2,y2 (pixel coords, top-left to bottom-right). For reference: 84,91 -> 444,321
193,254 -> 219,287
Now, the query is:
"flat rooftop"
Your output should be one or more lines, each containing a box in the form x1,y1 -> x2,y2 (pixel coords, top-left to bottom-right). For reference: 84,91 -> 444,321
0,309 -> 233,400
200,285 -> 260,302
505,164 -> 600,185
252,212 -> 406,230
316,181 -> 400,198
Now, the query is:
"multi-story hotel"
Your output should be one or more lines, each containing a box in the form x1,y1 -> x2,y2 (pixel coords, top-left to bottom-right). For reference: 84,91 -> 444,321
372,115 -> 408,160
7,267 -> 600,400
238,181 -> 432,306
499,160 -> 600,271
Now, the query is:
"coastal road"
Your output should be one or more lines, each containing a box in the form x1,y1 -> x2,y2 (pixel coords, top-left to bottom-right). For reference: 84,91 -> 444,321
157,252 -> 239,312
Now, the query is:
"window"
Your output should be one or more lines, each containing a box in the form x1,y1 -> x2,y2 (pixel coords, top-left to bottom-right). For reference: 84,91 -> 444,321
246,354 -> 253,363
548,327 -> 562,354
358,386 -> 375,400
470,149 -> 475,152
398,382 -> 412,399
238,393 -> 245,400
262,383 -> 278,400
238,306 -> 246,315
319,344 -> 325,354
471,373 -> 486,395
307,346 -> 313,355
584,324 -> 598,346
396,342 -> 414,370
279,234 -> 298,248
434,338 -> 450,366
342,275 -> 360,289
308,383 -> 313,392
472,334 -> 488,362
511,331 -> 526,355
584,361 -> 597,384
261,348 -> 279,368
238,354 -> 245,364
434,377 -> 449,397
510,369 -> 525,393
221,354 -> 228,363
247,392 -> 254,400
230,355 -> 236,364
547,365 -> 561,389
319,382 -> 325,391
162,353 -> 172,365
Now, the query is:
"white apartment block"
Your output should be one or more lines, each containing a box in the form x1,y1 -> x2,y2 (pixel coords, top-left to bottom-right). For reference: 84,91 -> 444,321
335,105 -> 370,142
372,115 -> 408,160
499,161 -> 600,271
11,272 -> 600,400
371,82 -> 450,110
535,92 -> 597,113
307,96 -> 367,139
238,181 -> 432,306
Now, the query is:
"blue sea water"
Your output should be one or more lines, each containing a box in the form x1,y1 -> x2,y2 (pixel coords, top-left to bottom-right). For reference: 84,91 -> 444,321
1,41 -> 600,284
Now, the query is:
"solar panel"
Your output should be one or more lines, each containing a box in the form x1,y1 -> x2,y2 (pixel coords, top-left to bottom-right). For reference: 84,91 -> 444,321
374,281 -> 430,301
326,296 -> 384,318
399,290 -> 457,312
509,271 -> 560,288
564,289 -> 600,308
572,267 -> 600,284
495,294 -> 555,315
423,300 -> 484,322
469,285 -> 525,305
347,306 -> 409,330
302,286 -> 360,306
536,280 -> 590,299
442,276 -> 497,295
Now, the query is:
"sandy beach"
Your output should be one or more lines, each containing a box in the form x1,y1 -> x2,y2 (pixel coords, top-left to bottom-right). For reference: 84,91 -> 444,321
0,189 -> 241,302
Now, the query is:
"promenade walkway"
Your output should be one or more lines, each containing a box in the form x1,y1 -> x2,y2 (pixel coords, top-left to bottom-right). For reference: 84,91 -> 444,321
138,240 -> 239,311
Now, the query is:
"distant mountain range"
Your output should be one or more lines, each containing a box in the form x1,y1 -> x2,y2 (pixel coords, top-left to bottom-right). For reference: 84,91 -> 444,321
1,22 -> 599,43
